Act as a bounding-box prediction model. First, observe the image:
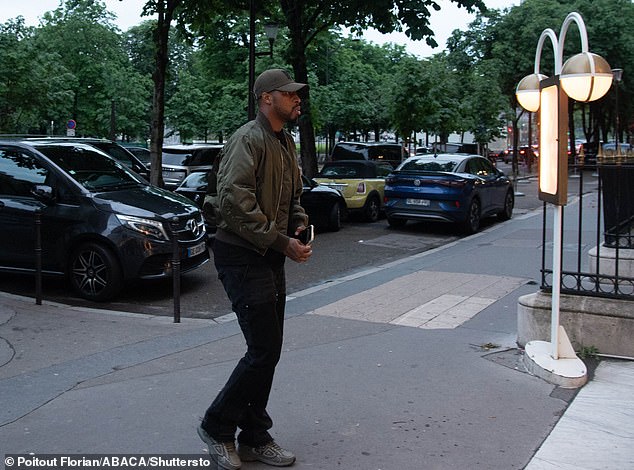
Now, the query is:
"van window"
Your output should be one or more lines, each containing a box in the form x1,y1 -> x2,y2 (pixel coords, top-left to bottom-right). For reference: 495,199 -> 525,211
37,145 -> 143,191
0,149 -> 48,196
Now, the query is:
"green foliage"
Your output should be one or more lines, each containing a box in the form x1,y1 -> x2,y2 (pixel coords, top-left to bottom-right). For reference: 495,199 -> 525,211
10,0 -> 152,139
1,0 -> 631,154
578,345 -> 599,359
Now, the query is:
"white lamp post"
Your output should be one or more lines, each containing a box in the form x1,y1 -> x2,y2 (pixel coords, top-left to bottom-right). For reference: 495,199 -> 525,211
515,12 -> 612,387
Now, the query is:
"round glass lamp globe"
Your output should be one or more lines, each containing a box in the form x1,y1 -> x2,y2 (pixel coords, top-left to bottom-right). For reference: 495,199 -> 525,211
561,52 -> 613,102
516,73 -> 547,112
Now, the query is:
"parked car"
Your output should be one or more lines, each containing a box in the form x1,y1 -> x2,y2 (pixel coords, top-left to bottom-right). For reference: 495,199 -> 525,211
330,142 -> 408,168
26,137 -> 151,181
432,142 -> 479,154
518,145 -> 538,166
299,175 -> 347,232
415,146 -> 433,155
496,146 -> 538,166
315,160 -> 393,222
384,154 -> 514,234
175,172 -> 346,233
602,142 -> 632,156
497,148 -> 512,163
0,140 -> 209,301
162,144 -> 223,189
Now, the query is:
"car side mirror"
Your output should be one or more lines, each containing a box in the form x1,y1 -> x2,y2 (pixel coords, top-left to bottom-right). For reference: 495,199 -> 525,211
30,184 -> 56,204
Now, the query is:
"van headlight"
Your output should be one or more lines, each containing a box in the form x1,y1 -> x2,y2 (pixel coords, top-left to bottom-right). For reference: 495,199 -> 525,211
116,215 -> 169,240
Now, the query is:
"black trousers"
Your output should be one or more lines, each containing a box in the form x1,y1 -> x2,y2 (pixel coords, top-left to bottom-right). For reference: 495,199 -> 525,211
203,240 -> 286,446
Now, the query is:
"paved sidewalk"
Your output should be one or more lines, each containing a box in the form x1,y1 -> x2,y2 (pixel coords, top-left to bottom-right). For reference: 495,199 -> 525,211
1,187 -> 633,469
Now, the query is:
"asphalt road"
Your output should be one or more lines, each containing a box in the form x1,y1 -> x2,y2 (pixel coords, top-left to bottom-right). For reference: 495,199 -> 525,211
0,163 -> 596,319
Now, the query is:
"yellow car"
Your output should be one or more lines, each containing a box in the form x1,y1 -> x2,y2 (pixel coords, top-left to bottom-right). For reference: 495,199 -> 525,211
315,160 -> 394,222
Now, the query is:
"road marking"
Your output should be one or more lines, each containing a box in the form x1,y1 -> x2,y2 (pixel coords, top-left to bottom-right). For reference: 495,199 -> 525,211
308,271 -> 526,329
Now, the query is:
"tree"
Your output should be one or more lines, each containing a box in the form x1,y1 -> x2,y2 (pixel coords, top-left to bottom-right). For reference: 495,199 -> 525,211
569,0 -> 634,144
389,56 -> 435,148
482,0 -> 633,165
445,17 -> 507,153
459,1 -> 567,171
0,18 -> 74,134
30,0 -> 149,139
277,0 -> 486,177
139,0 -> 232,185
138,0 -> 488,180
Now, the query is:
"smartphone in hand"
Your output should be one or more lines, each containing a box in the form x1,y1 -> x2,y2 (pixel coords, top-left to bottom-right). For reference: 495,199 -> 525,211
298,225 -> 314,245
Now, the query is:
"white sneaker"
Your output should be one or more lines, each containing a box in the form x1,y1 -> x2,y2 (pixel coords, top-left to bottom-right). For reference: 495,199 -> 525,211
197,425 -> 241,470
239,440 -> 296,467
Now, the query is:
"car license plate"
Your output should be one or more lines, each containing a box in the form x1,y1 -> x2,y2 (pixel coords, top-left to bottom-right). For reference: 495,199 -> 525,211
406,198 -> 430,206
187,242 -> 206,258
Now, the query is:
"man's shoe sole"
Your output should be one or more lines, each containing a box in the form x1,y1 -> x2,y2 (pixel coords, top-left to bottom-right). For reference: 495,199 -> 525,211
197,426 -> 241,470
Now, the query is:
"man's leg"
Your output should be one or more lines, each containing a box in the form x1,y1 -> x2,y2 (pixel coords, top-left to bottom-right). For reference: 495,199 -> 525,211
202,262 -> 282,443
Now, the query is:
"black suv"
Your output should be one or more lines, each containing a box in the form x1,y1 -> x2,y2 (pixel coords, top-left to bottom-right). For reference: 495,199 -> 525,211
0,140 -> 209,301
330,142 -> 408,168
162,144 -> 224,189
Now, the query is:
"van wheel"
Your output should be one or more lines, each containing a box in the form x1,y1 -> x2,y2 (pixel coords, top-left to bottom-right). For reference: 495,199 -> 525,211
69,242 -> 122,302
363,195 -> 381,222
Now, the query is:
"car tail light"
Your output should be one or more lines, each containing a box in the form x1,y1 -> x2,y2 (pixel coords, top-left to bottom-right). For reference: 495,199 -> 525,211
356,182 -> 366,193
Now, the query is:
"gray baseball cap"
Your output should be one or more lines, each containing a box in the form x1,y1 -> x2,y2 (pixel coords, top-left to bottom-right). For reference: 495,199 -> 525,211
253,69 -> 307,98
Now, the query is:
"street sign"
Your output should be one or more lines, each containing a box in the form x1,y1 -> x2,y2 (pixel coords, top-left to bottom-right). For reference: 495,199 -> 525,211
66,119 -> 77,137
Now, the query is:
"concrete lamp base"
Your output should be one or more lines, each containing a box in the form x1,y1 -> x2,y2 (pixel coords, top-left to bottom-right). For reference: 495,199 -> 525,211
523,327 -> 588,389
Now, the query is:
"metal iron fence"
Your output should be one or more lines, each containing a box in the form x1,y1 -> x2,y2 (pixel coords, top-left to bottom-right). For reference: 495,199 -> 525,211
540,146 -> 634,301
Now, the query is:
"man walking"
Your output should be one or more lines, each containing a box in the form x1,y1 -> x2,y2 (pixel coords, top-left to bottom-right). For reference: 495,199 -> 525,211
198,69 -> 313,469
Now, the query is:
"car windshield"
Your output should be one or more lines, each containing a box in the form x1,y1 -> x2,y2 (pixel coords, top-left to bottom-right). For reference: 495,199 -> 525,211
162,147 -> 222,166
399,158 -> 459,173
36,144 -> 144,191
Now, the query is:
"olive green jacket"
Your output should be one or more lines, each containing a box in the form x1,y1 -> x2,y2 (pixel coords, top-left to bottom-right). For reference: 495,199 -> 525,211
211,112 -> 308,255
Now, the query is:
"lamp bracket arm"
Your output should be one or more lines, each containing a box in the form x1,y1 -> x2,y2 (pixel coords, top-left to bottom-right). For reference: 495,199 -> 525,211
558,12 -> 589,71
534,29 -> 559,75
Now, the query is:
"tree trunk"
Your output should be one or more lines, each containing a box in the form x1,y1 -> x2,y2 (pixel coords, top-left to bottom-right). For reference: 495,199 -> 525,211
282,1 -> 318,178
149,1 -> 178,187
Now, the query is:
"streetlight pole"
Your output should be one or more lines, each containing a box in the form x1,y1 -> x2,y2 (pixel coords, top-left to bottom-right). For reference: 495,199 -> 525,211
247,0 -> 279,120
515,12 -> 613,387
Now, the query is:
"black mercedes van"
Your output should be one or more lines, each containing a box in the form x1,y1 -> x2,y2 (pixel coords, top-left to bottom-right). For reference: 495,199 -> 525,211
0,140 -> 209,301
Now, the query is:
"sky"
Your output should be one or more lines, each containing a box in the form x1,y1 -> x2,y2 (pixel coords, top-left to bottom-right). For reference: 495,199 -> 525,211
1,0 -> 521,58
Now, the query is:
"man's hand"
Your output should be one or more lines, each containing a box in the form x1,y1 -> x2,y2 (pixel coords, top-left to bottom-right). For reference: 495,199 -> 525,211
285,237 -> 312,263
